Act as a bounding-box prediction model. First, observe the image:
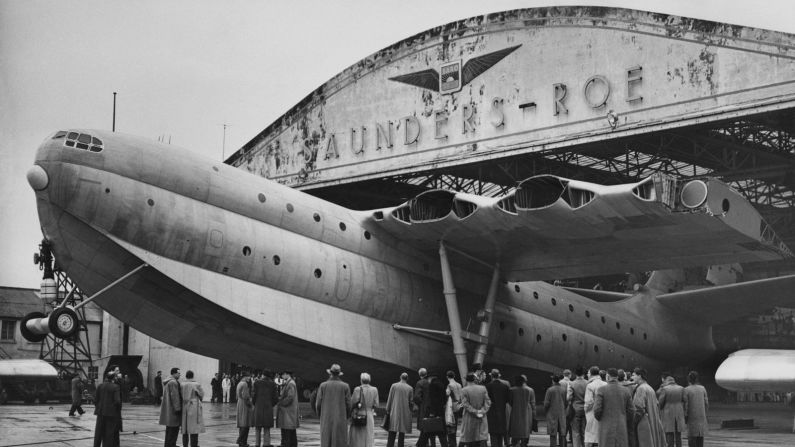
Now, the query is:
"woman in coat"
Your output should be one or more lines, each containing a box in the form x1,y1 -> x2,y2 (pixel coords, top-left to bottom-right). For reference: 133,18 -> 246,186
277,371 -> 300,447
253,371 -> 278,447
180,370 -> 205,447
460,372 -> 491,446
349,372 -> 380,447
683,371 -> 708,447
507,375 -> 535,447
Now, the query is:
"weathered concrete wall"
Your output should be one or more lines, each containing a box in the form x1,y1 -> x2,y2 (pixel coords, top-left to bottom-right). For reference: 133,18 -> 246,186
228,6 -> 795,189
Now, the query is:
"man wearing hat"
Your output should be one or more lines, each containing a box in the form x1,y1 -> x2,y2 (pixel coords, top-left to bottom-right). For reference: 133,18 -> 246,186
460,372 -> 490,447
486,369 -> 510,447
544,374 -> 567,447
236,371 -> 255,447
317,364 -> 351,447
277,371 -> 300,447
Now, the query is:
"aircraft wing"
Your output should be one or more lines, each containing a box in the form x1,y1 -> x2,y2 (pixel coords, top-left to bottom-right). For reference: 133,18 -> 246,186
656,274 -> 795,326
367,174 -> 792,281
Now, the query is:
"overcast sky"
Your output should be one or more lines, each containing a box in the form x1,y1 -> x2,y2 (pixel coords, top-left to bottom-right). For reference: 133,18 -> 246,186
2,0 -> 794,289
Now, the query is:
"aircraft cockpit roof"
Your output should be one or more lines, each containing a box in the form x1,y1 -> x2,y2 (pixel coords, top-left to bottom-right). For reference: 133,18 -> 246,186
53,130 -> 103,152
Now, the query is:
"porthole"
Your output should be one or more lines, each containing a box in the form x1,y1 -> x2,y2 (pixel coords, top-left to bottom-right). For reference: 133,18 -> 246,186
242,246 -> 251,256
286,203 -> 294,212
533,291 -> 539,299
601,316 -> 606,324
258,193 -> 266,203
364,231 -> 371,240
722,198 -> 730,213
105,188 -> 110,194
536,334 -> 542,342
313,213 -> 321,222
562,334 -> 568,341
568,304 -> 574,312
314,268 -> 322,278
643,333 -> 648,340
514,285 -> 520,293
630,328 -> 635,335
343,264 -> 347,269
273,255 -> 281,265
499,321 -> 506,330
518,328 -> 524,336
594,345 -> 599,352
616,322 -> 621,330
339,222 -> 347,231
212,166 -> 219,172
147,198 -> 154,206
551,298 -> 557,306
585,310 -> 591,318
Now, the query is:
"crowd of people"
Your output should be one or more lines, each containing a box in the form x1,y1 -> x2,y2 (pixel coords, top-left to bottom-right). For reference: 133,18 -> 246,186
87,361 -> 708,447
313,363 -> 709,447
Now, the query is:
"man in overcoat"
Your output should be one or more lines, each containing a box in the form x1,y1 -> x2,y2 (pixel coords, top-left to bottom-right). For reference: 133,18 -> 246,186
94,371 -> 121,447
507,374 -> 535,447
594,368 -> 633,447
567,367 -> 588,447
253,370 -> 278,447
69,374 -> 85,416
485,369 -> 510,447
277,371 -> 300,447
460,372 -> 490,447
414,368 -> 430,428
180,370 -> 205,447
682,371 -> 708,447
658,373 -> 686,447
632,368 -> 666,447
544,374 -> 567,447
153,371 -> 163,405
159,367 -> 182,447
386,372 -> 414,447
316,364 -> 351,447
211,373 -> 222,404
237,371 -> 255,447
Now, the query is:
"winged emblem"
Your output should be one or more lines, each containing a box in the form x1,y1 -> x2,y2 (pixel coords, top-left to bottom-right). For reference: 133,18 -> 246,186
389,44 -> 522,94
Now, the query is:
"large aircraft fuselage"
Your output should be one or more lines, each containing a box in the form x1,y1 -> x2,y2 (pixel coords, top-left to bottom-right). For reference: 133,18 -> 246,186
30,130 -> 714,379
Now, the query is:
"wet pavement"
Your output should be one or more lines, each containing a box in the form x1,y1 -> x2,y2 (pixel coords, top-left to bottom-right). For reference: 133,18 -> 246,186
0,402 -> 792,446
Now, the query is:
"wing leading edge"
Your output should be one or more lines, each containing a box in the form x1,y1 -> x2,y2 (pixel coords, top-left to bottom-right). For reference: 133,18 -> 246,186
367,174 -> 791,281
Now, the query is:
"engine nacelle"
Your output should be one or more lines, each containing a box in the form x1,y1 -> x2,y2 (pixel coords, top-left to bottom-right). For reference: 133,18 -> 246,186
715,349 -> 795,392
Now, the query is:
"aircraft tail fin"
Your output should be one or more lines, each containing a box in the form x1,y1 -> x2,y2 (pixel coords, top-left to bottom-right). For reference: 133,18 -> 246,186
656,274 -> 795,325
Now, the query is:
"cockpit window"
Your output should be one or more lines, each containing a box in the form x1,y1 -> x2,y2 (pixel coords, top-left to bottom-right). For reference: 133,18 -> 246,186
63,131 -> 103,153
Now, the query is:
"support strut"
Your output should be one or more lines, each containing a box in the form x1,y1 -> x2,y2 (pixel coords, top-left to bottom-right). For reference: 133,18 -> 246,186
438,242 -> 469,381
473,263 -> 500,366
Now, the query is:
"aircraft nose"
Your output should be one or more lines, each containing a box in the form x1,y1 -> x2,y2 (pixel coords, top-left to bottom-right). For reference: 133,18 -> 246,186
27,165 -> 49,191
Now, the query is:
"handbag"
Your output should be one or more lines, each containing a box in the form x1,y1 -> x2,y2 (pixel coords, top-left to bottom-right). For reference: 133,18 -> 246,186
351,387 -> 367,427
351,411 -> 368,426
419,416 -> 444,432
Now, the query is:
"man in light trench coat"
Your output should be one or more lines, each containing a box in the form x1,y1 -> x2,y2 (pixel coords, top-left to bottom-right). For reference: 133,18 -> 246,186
277,371 -> 300,447
316,364 -> 352,447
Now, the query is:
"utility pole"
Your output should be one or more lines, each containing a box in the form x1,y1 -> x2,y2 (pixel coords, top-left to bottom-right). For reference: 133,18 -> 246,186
112,92 -> 117,132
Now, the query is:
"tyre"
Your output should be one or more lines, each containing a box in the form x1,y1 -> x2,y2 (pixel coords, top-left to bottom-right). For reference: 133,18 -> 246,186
48,307 -> 80,339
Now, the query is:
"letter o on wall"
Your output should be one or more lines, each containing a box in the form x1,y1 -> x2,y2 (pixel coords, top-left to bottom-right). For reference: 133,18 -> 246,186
584,75 -> 610,108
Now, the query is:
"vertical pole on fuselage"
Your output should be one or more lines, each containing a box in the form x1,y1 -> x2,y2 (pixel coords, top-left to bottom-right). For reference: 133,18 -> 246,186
473,264 -> 500,366
439,241 -> 469,381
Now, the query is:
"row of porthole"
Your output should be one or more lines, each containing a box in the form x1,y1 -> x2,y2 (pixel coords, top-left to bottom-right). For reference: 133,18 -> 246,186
257,194 -> 373,240
505,323 -> 606,353
514,285 -> 648,340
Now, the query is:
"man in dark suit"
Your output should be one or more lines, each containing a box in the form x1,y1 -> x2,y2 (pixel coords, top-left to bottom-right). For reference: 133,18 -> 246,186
94,370 -> 121,446
485,369 -> 511,447
594,368 -> 634,447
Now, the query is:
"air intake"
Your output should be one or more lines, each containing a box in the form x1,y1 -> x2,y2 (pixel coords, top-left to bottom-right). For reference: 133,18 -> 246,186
516,176 -> 566,209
